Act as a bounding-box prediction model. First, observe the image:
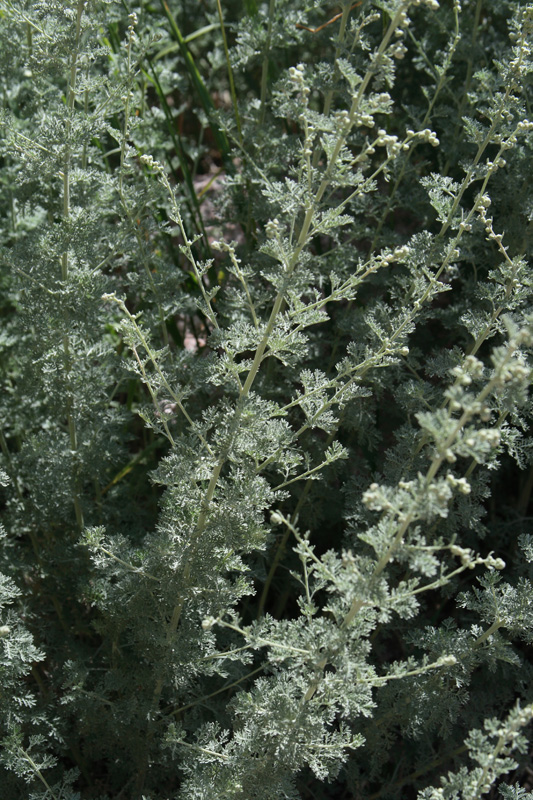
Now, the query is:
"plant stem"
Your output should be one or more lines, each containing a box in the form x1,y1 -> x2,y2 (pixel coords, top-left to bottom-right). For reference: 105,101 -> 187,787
259,0 -> 276,124
215,0 -> 242,144
61,0 -> 85,531
18,748 -> 59,800
304,334 -> 521,700
312,0 -> 354,168
443,0 -> 483,176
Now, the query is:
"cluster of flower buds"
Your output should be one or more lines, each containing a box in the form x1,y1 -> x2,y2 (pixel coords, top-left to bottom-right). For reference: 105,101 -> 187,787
390,42 -> 408,60
427,479 -> 454,511
495,360 -> 531,389
447,387 -> 492,420
354,113 -> 375,128
362,482 -> 393,512
486,156 -> 507,171
374,129 -> 403,157
410,0 -> 440,9
516,704 -> 533,725
450,545 -> 505,570
334,109 -> 352,134
364,472 -> 473,521
139,153 -> 164,173
463,428 -> 500,449
395,1 -> 440,34
406,128 -> 440,147
289,63 -> 310,105
127,11 -> 137,42
436,654 -> 457,666
265,218 -> 281,239
371,244 -> 411,269
451,355 -> 485,384
516,325 -> 533,347
397,8 -> 411,30
476,196 -> 510,249
445,473 -> 471,494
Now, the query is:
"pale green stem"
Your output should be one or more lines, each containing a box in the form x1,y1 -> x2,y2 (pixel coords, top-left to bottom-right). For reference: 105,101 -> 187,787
26,20 -> 32,54
150,0 -> 411,720
18,749 -> 59,800
61,0 -> 85,531
257,422 -> 340,617
201,643 -> 252,661
370,5 -> 461,250
413,247 -> 517,462
118,26 -> 170,348
474,618 -> 503,647
119,23 -> 134,193
131,344 -> 176,447
9,186 -> 16,232
364,657 -> 457,687
225,247 -> 259,328
0,427 -> 11,462
96,545 -> 159,581
216,0 -> 242,143
259,0 -> 276,124
469,707 -> 533,800
393,562 -> 475,603
304,337 -> 520,700
315,2 -> 408,195
164,664 -> 265,718
221,620 -> 311,655
356,340 -> 517,599
81,86 -> 89,170
439,20 -> 528,240
312,0 -> 354,168
443,0 -> 483,175
151,595 -> 186,707
2,2 -> 52,39
103,295 -> 213,454
274,455 -> 336,490
172,739 -> 230,761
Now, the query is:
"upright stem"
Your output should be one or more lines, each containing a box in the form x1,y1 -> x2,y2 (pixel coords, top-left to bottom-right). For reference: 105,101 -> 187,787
146,1 -> 412,759
216,0 -> 242,144
257,423 -> 339,617
61,0 -> 85,531
162,0 -> 406,629
18,748 -> 59,800
259,0 -> 276,124
305,338 -> 520,700
443,0 -> 483,176
312,0 -> 353,169
370,5 -> 461,250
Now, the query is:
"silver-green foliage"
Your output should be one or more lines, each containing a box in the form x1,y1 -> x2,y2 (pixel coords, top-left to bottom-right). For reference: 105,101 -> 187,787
0,0 -> 532,798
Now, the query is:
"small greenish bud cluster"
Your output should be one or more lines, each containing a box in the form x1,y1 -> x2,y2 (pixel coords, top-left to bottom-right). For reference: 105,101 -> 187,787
289,63 -> 310,105
450,545 -> 506,571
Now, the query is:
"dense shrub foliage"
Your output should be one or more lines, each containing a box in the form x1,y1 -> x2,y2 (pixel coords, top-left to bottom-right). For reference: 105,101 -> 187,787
0,0 -> 532,798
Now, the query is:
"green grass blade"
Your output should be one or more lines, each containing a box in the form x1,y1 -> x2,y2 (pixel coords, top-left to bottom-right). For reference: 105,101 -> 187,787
154,23 -> 219,60
143,54 -> 211,252
160,0 -> 230,160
